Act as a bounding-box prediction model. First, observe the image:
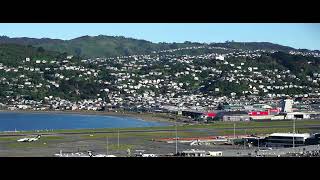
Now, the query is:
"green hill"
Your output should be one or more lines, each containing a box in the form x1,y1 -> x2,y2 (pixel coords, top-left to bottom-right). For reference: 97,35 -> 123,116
0,44 -> 60,66
0,35 -> 306,58
0,36 -> 63,46
35,36 -> 207,58
211,41 -> 295,51
0,42 -> 320,102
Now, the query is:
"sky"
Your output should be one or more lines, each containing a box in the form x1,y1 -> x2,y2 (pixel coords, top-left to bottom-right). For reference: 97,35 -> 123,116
0,23 -> 319,50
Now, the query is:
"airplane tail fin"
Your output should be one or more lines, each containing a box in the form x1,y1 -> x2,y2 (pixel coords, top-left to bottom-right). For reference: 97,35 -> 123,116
88,151 -> 93,157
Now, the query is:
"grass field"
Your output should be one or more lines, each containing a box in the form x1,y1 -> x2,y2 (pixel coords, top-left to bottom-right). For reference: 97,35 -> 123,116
1,120 -> 320,140
0,137 -> 21,141
3,136 -> 66,149
0,135 -> 64,140
6,141 -> 49,148
80,131 -> 208,140
217,128 -> 311,136
179,120 -> 320,129
107,144 -> 135,151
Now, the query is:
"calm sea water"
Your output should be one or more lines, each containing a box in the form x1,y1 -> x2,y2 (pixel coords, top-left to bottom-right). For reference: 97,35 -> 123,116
0,112 -> 169,131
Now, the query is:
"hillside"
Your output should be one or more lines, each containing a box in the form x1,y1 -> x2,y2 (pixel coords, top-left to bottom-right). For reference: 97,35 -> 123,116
35,35 -> 156,57
0,35 -> 308,58
0,41 -> 320,105
0,36 -> 63,46
0,44 -> 61,66
0,35 -> 198,58
211,41 -> 296,52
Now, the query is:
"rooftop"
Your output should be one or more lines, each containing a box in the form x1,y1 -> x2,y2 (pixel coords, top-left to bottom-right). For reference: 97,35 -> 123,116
269,133 -> 310,138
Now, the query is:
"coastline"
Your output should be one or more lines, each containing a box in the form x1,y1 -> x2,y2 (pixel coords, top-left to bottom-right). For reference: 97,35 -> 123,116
0,109 -> 178,125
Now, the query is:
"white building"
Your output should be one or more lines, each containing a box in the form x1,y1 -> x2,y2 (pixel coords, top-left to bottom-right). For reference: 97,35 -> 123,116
281,99 -> 293,113
285,112 -> 310,119
265,133 -> 310,147
215,55 -> 225,61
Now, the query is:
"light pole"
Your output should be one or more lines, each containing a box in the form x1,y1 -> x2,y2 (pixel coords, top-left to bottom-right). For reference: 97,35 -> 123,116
106,136 -> 109,156
233,123 -> 236,146
175,122 -> 178,155
117,130 -> 120,150
293,118 -> 296,148
243,129 -> 248,149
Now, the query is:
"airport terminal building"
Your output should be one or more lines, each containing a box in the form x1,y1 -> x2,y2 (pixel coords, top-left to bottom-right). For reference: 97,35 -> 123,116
264,133 -> 311,147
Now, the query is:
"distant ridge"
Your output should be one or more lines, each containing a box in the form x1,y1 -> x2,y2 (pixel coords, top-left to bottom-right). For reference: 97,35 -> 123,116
0,36 -> 63,46
211,41 -> 295,52
0,35 -> 316,58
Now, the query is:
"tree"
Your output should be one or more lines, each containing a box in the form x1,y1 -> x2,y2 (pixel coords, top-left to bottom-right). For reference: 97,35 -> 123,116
37,46 -> 45,53
74,48 -> 82,56
217,103 -> 224,110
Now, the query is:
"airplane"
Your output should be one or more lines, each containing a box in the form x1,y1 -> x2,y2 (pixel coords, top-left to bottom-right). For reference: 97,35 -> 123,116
190,138 -> 228,146
87,150 -> 115,157
54,150 -> 116,157
141,154 -> 158,157
190,139 -> 202,146
17,135 -> 41,142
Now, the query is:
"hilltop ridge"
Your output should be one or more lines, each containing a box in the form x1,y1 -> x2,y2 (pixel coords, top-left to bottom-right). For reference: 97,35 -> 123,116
0,35 -> 315,58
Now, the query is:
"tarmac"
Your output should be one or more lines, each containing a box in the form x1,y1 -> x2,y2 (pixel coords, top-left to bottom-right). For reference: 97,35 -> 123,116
0,132 -> 249,157
1,127 -> 320,157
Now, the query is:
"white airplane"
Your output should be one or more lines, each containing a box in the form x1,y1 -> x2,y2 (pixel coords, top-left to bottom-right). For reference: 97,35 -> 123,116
190,139 -> 202,146
141,154 -> 158,157
54,150 -> 116,157
190,139 -> 216,146
88,151 -> 114,157
17,135 -> 41,142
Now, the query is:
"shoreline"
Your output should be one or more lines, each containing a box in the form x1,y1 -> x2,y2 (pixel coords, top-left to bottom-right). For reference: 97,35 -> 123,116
0,109 -> 179,125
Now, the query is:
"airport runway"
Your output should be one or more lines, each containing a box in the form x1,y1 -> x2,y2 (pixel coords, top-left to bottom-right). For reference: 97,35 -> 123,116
1,124 -> 320,137
1,125 -> 320,157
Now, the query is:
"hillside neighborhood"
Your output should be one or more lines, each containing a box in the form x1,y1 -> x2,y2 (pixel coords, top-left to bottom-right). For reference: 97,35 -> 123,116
1,43 -> 320,121
1,23 -> 320,158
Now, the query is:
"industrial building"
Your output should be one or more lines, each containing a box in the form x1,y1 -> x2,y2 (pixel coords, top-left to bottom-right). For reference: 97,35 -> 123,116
222,114 -> 251,122
239,132 -> 320,148
285,112 -> 310,119
310,112 -> 320,119
264,133 -> 310,147
305,133 -> 320,145
215,111 -> 250,122
270,114 -> 286,120
162,97 -> 319,122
